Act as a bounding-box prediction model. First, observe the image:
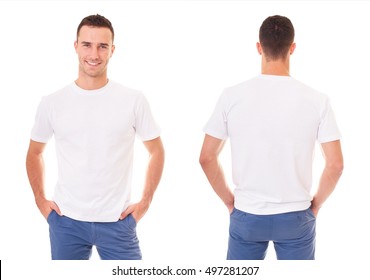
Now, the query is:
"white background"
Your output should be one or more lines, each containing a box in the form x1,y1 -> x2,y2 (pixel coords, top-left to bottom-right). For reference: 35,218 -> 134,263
1,0 -> 369,279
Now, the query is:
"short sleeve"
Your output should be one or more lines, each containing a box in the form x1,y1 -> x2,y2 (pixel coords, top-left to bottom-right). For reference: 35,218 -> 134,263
317,98 -> 341,143
203,92 -> 228,140
134,94 -> 161,141
30,97 -> 54,143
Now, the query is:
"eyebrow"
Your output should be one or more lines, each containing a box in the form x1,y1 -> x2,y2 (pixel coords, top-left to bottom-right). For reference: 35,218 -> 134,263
80,41 -> 110,47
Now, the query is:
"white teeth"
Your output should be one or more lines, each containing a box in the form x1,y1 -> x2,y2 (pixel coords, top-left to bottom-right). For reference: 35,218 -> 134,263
87,61 -> 99,66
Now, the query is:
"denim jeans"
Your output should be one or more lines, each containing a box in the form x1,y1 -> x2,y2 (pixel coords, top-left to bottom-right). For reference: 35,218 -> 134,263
227,208 -> 316,260
47,210 -> 142,260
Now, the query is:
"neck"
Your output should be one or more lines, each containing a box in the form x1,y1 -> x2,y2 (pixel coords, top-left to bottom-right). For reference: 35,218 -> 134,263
261,56 -> 290,76
75,74 -> 109,90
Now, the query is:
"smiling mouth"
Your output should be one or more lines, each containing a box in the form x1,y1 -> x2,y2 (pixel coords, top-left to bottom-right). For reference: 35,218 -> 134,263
86,61 -> 101,66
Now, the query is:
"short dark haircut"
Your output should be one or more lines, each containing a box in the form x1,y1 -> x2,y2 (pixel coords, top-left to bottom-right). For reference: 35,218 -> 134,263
77,14 -> 115,42
259,15 -> 294,60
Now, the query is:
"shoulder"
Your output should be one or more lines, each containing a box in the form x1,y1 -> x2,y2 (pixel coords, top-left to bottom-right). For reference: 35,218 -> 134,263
224,76 -> 260,93
219,76 -> 260,104
290,78 -> 329,103
108,80 -> 144,98
108,81 -> 150,110
43,83 -> 74,102
36,84 -> 74,111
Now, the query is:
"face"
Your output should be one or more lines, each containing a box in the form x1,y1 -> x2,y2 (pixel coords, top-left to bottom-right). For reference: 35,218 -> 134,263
74,26 -> 115,79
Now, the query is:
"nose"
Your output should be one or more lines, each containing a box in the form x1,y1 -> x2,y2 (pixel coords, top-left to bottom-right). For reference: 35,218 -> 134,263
89,45 -> 99,60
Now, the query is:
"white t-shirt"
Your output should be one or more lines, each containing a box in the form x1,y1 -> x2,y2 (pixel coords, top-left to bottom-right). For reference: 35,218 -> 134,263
204,74 -> 341,215
31,81 -> 161,222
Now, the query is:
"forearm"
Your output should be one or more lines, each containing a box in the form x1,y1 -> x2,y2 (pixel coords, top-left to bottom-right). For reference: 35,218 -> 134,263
120,138 -> 164,221
26,152 -> 46,203
200,158 -> 234,211
141,146 -> 165,205
312,164 -> 343,211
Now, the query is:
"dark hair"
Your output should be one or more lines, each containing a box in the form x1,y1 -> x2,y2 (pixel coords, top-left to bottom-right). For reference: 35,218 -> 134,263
259,15 -> 294,60
77,14 -> 115,42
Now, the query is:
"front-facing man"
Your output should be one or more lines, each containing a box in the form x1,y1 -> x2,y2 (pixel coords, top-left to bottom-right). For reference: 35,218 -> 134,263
200,15 -> 343,260
26,14 -> 165,260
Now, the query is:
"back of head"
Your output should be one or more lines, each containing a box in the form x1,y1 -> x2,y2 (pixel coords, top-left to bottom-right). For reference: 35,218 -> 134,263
259,15 -> 294,61
76,14 -> 115,42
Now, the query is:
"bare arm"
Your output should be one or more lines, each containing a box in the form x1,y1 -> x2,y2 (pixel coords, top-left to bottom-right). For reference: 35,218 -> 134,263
199,134 -> 234,213
120,137 -> 165,222
311,140 -> 343,216
26,140 -> 61,219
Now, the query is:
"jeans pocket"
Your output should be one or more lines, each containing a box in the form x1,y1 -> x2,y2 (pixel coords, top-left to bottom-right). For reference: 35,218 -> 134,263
230,207 -> 237,216
307,208 -> 316,220
47,210 -> 55,224
121,214 -> 137,230
128,214 -> 137,228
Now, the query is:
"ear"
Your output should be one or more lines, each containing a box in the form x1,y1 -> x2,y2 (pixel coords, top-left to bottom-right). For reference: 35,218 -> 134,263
256,42 -> 263,55
110,44 -> 115,57
289,42 -> 296,55
74,41 -> 78,52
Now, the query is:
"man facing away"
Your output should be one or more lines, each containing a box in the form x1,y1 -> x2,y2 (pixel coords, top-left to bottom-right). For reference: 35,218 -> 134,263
200,15 -> 343,260
26,14 -> 165,260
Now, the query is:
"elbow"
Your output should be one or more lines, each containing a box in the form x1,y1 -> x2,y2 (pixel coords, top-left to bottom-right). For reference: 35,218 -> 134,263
327,160 -> 344,178
152,146 -> 165,167
199,153 -> 215,169
199,155 -> 206,167
148,138 -> 165,162
155,143 -> 165,159
26,150 -> 40,167
336,162 -> 344,177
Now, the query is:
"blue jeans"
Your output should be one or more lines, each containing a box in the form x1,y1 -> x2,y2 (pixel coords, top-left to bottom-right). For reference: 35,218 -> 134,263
227,208 -> 316,260
47,211 -> 142,260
